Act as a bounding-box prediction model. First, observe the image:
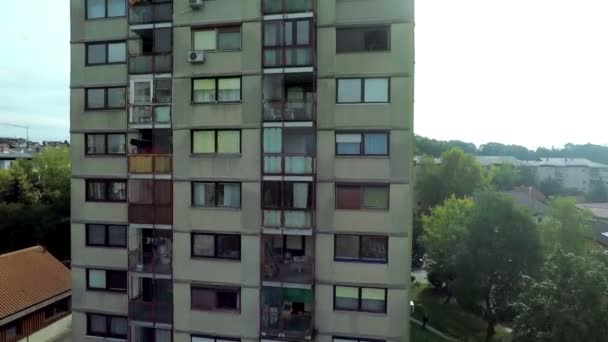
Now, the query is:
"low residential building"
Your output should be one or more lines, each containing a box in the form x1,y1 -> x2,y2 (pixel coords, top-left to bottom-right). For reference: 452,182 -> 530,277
0,246 -> 71,342
534,158 -> 608,194
576,203 -> 608,247
0,144 -> 32,170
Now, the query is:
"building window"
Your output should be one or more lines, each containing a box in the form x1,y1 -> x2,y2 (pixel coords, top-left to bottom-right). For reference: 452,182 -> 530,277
337,78 -> 389,103
333,337 -> 385,342
87,313 -> 128,339
193,27 -> 242,51
85,87 -> 126,110
335,235 -> 388,263
86,180 -> 127,202
335,184 -> 389,210
86,41 -> 127,65
192,233 -> 241,260
192,77 -> 241,103
336,132 -> 389,156
192,182 -> 241,208
44,298 -> 70,321
191,286 -> 240,311
192,336 -> 240,342
86,269 -> 127,292
334,286 -> 387,313
192,130 -> 241,154
86,0 -> 126,19
86,224 -> 127,247
336,26 -> 390,53
85,133 -> 126,155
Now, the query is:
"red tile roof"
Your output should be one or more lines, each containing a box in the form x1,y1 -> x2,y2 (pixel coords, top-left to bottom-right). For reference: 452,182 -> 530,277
0,246 -> 71,319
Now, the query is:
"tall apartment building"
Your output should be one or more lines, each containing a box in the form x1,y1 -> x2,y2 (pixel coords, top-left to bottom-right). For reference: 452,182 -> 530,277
70,1 -> 414,342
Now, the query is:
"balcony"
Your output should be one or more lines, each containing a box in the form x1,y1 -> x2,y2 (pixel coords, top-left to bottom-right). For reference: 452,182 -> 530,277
263,127 -> 315,176
131,327 -> 172,342
264,154 -> 314,175
129,248 -> 171,275
264,47 -> 313,68
263,210 -> 313,229
129,106 -> 171,126
129,154 -> 172,174
130,299 -> 172,324
129,2 -> 172,25
264,100 -> 314,121
129,54 -> 172,74
263,0 -> 313,14
261,287 -> 314,340
129,277 -> 172,324
263,73 -> 315,121
129,203 -> 172,225
263,235 -> 313,284
128,179 -> 172,225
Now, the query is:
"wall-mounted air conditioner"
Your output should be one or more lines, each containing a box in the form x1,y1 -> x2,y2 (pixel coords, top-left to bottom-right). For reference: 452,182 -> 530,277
188,50 -> 205,63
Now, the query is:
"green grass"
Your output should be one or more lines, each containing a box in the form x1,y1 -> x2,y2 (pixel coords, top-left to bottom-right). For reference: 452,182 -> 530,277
411,323 -> 449,342
411,284 -> 510,342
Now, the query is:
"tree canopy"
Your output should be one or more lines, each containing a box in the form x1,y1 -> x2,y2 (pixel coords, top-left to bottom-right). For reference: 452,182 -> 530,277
539,197 -> 591,255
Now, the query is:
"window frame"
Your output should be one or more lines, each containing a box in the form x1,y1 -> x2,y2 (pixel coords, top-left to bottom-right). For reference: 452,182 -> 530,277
333,336 -> 386,342
192,335 -> 241,342
335,131 -> 390,156
191,182 -> 242,209
191,77 -> 242,104
86,313 -> 128,339
335,183 -> 390,210
86,269 -> 127,292
84,133 -> 126,156
191,233 -> 242,260
333,285 -> 387,314
335,25 -> 391,53
86,224 -> 127,248
85,179 -> 127,203
85,41 -> 127,66
190,285 -> 241,312
336,77 -> 390,104
191,129 -> 242,154
334,234 -> 388,264
85,0 -> 127,20
43,298 -> 70,322
85,86 -> 126,110
192,26 -> 243,52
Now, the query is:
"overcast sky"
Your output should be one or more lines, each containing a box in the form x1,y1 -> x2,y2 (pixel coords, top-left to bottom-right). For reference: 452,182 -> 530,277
0,0 -> 607,149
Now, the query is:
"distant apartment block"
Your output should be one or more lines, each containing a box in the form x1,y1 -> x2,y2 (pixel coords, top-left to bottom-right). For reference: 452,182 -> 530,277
70,1 -> 414,342
0,144 -> 32,170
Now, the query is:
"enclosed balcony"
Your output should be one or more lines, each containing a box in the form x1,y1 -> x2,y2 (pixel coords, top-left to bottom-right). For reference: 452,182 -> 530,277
129,78 -> 172,126
129,278 -> 172,324
261,287 -> 314,340
263,181 -> 314,230
130,327 -> 172,342
264,127 -> 315,176
128,129 -> 172,174
128,180 -> 172,225
129,27 -> 172,74
129,1 -> 172,25
129,229 -> 172,275
263,235 -> 313,284
263,0 -> 314,14
264,19 -> 314,68
263,73 -> 315,121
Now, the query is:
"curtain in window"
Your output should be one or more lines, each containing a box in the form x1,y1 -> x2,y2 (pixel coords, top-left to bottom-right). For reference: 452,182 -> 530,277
154,106 -> 171,123
264,156 -> 282,173
107,88 -> 125,108
194,30 -> 216,50
286,47 -> 311,66
88,182 -> 106,200
361,236 -> 387,261
296,20 -> 310,45
89,270 -> 106,288
336,134 -> 362,155
336,185 -> 362,209
87,0 -> 105,19
335,286 -> 359,310
292,183 -> 309,208
218,78 -> 241,102
110,317 -> 127,336
108,225 -> 126,246
264,210 -> 281,226
217,131 -> 240,153
191,288 -> 216,310
133,81 -> 152,103
193,235 -> 214,257
363,186 -> 389,209
109,182 -> 127,201
193,183 -> 215,206
87,89 -> 105,109
284,211 -> 310,228
337,79 -> 362,103
193,79 -> 216,103
364,133 -> 388,155
335,235 -> 360,260
192,337 -> 215,342
264,22 -> 282,46
264,128 -> 282,153
360,288 -> 386,312
108,134 -> 125,154
285,156 -> 312,174
193,131 -> 215,153
87,225 -> 106,245
219,183 -> 241,208
89,314 -> 107,333
108,43 -> 126,63
107,0 -> 125,17
218,28 -> 241,50
87,44 -> 106,64
87,135 -> 105,154
364,78 -> 389,102
217,235 -> 240,258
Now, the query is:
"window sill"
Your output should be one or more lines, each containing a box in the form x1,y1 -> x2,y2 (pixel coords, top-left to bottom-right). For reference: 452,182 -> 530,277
335,155 -> 389,159
190,153 -> 242,158
191,308 -> 241,314
334,258 -> 388,265
191,256 -> 241,262
191,101 -> 242,106
190,206 -> 242,211
336,50 -> 392,55
86,244 -> 127,250
333,309 -> 387,316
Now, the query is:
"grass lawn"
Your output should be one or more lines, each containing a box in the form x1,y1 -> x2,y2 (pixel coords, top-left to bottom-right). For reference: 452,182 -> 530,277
411,324 -> 449,342
411,284 -> 510,342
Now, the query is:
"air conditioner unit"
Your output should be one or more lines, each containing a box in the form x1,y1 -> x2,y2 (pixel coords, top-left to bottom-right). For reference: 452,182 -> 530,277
188,50 -> 205,63
189,0 -> 204,9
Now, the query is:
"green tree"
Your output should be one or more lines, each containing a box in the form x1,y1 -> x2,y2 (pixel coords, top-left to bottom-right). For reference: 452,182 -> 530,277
415,156 -> 446,210
512,249 -> 608,342
454,191 -> 542,342
586,180 -> 608,203
489,163 -> 520,191
517,166 -> 538,187
539,177 -> 563,197
539,197 -> 591,255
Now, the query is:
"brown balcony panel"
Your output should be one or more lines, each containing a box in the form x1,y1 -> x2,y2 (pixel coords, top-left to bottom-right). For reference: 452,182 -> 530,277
129,299 -> 172,324
129,154 -> 172,174
129,204 -> 172,225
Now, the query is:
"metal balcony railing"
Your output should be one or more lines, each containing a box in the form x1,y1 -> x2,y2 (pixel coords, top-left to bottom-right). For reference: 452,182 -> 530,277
264,154 -> 314,175
264,47 -> 313,68
263,209 -> 313,229
263,100 -> 314,121
129,3 -> 172,25
263,0 -> 313,14
129,54 -> 172,74
261,310 -> 314,339
129,154 -> 172,174
128,203 -> 173,225
129,298 -> 172,324
263,256 -> 313,284
129,106 -> 171,125
129,249 -> 172,275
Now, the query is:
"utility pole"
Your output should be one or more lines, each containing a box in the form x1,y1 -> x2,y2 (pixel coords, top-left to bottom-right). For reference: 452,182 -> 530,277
0,123 -> 29,149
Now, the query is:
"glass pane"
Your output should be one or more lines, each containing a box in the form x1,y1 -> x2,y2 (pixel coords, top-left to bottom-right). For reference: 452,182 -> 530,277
336,28 -> 365,53
364,78 -> 389,102
108,225 -> 126,246
107,43 -> 126,63
87,89 -> 105,109
217,131 -> 240,153
87,224 -> 106,245
194,30 -> 216,50
193,183 -> 215,207
217,290 -> 239,309
87,0 -> 105,19
107,88 -> 125,108
263,128 -> 282,153
337,79 -> 362,103
110,317 -> 127,336
89,314 -> 107,333
133,81 -> 152,103
364,27 -> 389,51
193,131 -> 215,153
284,21 -> 293,45
154,28 -> 172,53
87,44 -> 106,64
218,30 -> 241,50
364,133 -> 388,155
361,236 -> 387,261
108,182 -> 127,201
193,79 -> 216,103
336,185 -> 362,209
361,288 -> 386,313
87,181 -> 106,200
217,235 -> 240,259
217,183 -> 241,208
335,286 -> 359,310
191,287 -> 216,310
107,134 -> 125,154
154,79 -> 172,103
88,270 -> 106,288
218,78 -> 241,102
107,271 -> 126,290
335,235 -> 360,260
154,106 -> 171,123
296,20 -> 310,45
107,0 -> 126,17
87,134 -> 105,154
263,182 -> 281,208
193,234 -> 214,257
264,22 -> 282,46
363,186 -> 389,209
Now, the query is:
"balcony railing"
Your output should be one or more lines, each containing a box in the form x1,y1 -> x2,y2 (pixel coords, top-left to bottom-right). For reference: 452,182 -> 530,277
129,154 -> 172,174
129,54 -> 172,74
129,299 -> 172,324
129,204 -> 173,225
263,256 -> 313,284
129,249 -> 171,275
263,0 -> 313,14
261,311 -> 313,339
263,210 -> 313,229
264,154 -> 314,175
264,100 -> 314,121
130,106 -> 171,125
129,3 -> 172,25
131,328 -> 172,342
264,47 -> 313,68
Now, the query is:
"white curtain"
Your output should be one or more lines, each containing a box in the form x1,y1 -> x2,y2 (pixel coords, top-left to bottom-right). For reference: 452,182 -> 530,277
285,156 -> 312,174
264,128 -> 282,153
292,183 -> 309,208
222,183 -> 241,208
264,210 -> 281,226
285,211 -> 310,228
364,133 -> 388,155
193,183 -> 207,206
264,156 -> 282,173
364,78 -> 389,102
89,270 -> 106,288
